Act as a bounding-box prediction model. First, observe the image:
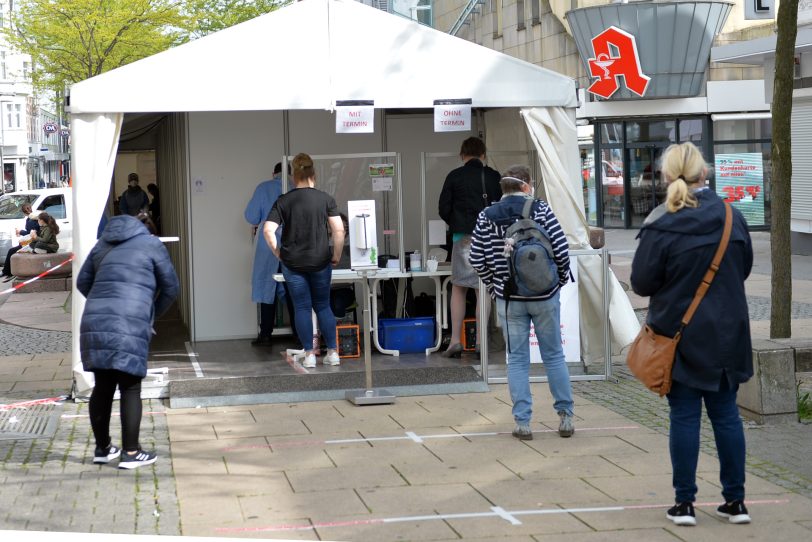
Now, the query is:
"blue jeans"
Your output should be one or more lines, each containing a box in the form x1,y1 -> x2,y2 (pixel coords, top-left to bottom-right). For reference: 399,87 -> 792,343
667,378 -> 746,503
495,294 -> 574,424
282,263 -> 337,351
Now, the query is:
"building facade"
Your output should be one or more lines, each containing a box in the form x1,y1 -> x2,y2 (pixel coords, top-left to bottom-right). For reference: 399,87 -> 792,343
0,2 -> 68,192
431,1 -> 778,230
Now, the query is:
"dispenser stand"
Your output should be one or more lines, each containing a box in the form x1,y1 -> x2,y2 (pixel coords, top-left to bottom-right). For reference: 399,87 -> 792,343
346,269 -> 395,406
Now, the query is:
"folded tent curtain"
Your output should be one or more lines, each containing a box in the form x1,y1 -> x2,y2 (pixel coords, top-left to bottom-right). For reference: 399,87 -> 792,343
519,107 -> 640,359
70,113 -> 124,399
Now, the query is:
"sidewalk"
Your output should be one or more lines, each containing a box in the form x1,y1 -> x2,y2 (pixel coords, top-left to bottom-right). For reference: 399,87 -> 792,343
1,232 -> 811,539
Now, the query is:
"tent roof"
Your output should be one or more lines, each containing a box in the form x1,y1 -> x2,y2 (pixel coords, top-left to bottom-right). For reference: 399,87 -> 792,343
69,0 -> 577,114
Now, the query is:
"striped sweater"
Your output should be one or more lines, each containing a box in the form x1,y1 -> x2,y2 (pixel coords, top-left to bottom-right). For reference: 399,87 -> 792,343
469,195 -> 570,300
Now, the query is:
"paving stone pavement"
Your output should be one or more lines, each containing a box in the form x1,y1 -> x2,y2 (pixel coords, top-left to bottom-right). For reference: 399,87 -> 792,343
573,366 -> 812,500
0,352 -> 180,536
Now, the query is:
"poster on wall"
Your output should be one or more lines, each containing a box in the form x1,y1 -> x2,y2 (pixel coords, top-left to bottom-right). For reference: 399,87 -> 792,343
347,200 -> 379,269
714,153 -> 765,225
336,100 -> 374,134
529,264 -> 580,363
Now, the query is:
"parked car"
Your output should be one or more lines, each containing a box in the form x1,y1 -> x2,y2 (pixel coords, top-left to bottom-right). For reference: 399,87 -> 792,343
0,188 -> 73,262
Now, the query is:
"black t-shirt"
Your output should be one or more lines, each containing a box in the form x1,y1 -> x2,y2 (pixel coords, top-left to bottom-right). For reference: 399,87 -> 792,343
267,188 -> 339,272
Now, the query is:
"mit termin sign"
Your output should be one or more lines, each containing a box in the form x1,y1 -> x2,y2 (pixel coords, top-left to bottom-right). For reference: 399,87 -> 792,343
587,27 -> 650,99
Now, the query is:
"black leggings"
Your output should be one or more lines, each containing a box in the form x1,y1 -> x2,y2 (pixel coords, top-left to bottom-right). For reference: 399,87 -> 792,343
2,244 -> 21,276
89,369 -> 143,452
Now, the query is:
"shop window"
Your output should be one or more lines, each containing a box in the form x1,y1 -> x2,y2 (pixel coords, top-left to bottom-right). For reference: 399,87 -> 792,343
712,142 -> 771,228
580,146 -> 598,226
713,119 -> 772,141
679,118 -> 704,143
626,120 -> 675,143
600,149 -> 625,228
600,122 -> 622,144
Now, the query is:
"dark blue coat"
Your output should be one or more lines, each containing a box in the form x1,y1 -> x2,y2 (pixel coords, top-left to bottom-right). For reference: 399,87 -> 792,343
631,190 -> 753,391
78,216 -> 179,378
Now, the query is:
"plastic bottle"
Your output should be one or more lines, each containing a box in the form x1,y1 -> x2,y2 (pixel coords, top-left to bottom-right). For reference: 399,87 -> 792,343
410,250 -> 422,272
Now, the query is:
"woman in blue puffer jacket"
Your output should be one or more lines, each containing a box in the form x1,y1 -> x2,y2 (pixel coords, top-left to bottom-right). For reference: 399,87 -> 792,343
78,213 -> 179,470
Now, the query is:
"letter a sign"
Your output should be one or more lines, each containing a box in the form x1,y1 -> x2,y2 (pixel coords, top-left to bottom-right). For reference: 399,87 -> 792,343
587,26 -> 650,99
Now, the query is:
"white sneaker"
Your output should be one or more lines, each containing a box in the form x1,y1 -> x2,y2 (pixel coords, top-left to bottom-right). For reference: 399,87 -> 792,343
302,354 -> 317,368
324,351 -> 340,366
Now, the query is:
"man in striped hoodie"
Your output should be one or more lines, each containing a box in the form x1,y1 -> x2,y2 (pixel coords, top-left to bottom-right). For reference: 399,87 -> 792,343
469,164 -> 575,441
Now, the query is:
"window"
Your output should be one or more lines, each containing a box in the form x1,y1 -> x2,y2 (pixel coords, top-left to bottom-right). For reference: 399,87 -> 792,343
12,103 -> 20,128
531,0 -> 540,24
517,0 -> 525,31
1,51 -> 5,80
493,0 -> 503,38
38,195 -> 66,220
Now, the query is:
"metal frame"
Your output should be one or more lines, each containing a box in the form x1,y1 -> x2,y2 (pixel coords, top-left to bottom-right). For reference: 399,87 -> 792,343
484,248 -> 615,385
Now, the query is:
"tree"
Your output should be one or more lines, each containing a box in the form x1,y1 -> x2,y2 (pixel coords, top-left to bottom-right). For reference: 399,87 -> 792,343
6,0 -> 189,97
770,0 -> 799,339
184,0 -> 289,39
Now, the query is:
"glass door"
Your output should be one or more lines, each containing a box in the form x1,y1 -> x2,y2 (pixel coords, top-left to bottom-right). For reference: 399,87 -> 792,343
627,145 -> 668,227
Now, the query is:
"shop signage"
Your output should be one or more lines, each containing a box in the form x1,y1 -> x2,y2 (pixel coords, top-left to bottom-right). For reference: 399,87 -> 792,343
714,153 -> 765,225
43,122 -> 58,134
745,0 -> 774,20
433,99 -> 472,132
335,100 -> 374,134
586,26 -> 650,99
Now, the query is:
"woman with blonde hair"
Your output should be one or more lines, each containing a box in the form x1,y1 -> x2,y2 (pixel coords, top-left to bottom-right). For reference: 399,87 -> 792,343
631,142 -> 754,527
264,153 -> 344,368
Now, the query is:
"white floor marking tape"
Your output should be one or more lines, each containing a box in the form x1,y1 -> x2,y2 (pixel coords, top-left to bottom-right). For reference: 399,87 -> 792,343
220,426 -> 640,451
405,431 -> 423,443
183,341 -> 205,378
214,499 -> 791,534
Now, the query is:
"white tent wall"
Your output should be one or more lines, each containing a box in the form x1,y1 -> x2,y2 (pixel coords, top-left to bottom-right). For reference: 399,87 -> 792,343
188,111 -> 285,340
70,113 -> 124,398
484,107 -> 640,360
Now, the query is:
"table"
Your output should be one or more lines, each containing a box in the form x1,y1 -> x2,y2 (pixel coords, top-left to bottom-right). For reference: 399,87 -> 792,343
273,267 -> 452,356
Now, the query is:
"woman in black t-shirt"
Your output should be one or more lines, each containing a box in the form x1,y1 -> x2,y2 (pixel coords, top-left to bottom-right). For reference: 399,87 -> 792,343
264,153 -> 345,369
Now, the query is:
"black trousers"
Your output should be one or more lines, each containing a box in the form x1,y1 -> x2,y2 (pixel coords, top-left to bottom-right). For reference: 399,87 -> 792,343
259,283 -> 300,347
89,369 -> 143,452
2,244 -> 21,276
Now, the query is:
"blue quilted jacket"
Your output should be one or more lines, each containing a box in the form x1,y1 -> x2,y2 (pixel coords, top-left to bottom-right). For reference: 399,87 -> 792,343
78,216 -> 179,377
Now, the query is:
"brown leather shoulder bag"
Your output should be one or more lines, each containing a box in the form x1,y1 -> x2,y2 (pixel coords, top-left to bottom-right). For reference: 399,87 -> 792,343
626,202 -> 732,396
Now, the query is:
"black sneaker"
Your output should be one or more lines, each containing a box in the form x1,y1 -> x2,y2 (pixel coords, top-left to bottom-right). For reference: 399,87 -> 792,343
92,444 -> 121,464
118,449 -> 157,470
666,502 -> 696,526
250,335 -> 273,347
716,500 -> 751,524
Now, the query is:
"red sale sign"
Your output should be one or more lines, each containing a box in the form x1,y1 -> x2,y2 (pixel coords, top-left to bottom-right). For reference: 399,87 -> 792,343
586,26 -> 651,99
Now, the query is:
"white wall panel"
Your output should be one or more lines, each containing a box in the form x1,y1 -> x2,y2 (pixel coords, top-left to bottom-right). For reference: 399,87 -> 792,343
188,111 -> 284,340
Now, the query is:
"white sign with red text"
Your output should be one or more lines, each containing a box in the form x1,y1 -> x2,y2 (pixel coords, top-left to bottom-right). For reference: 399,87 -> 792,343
336,103 -> 374,134
434,101 -> 472,132
529,264 -> 580,363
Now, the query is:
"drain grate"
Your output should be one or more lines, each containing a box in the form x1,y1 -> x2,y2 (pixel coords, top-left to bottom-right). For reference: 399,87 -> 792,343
0,403 -> 63,441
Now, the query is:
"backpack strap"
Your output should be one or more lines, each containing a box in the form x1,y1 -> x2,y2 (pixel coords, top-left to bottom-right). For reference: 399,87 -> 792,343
521,198 -> 535,219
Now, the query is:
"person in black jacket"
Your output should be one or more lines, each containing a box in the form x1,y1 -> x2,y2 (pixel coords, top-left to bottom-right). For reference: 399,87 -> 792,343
438,137 -> 501,357
631,142 -> 753,527
2,203 -> 40,281
78,214 -> 179,470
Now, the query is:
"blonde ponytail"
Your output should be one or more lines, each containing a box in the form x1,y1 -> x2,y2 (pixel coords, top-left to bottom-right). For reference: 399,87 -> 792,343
661,143 -> 706,213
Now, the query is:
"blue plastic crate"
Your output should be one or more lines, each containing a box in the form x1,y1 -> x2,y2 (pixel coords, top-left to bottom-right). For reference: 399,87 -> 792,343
378,317 -> 435,353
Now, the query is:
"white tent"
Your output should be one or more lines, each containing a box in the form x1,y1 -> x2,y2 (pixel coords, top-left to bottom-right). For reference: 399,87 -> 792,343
69,0 -> 635,397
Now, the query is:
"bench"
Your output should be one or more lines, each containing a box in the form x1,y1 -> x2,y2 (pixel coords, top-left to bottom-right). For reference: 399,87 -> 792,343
10,251 -> 73,278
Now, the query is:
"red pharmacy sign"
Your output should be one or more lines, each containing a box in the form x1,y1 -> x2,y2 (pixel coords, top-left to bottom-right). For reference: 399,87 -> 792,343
587,26 -> 651,99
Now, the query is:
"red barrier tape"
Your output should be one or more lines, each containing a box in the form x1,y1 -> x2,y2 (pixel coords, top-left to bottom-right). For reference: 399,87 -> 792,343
0,255 -> 74,296
0,395 -> 67,411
